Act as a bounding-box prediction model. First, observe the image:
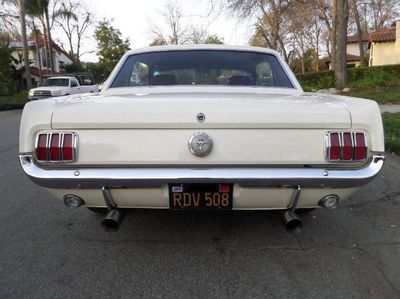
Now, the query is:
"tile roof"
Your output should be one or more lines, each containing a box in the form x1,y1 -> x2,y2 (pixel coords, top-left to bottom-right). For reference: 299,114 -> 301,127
345,54 -> 362,61
347,28 -> 396,43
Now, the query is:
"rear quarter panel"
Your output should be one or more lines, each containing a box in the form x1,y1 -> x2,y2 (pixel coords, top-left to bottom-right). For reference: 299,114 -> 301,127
19,100 -> 54,153
343,96 -> 384,152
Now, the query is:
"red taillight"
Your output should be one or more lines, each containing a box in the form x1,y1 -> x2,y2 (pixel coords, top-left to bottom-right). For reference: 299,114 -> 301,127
342,132 -> 353,161
50,133 -> 60,161
355,133 -> 367,160
327,132 -> 367,162
35,132 -> 76,162
36,134 -> 48,161
329,133 -> 341,161
62,134 -> 74,161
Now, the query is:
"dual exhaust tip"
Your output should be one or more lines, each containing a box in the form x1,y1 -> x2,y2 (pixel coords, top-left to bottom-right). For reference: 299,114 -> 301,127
281,210 -> 303,232
281,194 -> 340,232
64,193 -> 340,233
101,209 -> 124,232
63,194 -> 124,232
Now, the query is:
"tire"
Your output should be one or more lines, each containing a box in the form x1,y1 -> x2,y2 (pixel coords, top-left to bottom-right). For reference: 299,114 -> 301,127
87,207 -> 108,214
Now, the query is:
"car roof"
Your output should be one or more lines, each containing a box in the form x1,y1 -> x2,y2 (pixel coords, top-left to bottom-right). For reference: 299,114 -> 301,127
124,44 -> 280,56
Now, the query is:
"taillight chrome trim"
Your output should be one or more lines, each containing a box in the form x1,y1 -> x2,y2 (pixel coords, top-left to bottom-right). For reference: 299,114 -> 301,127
325,132 -> 341,161
325,131 -> 368,163
34,131 -> 78,163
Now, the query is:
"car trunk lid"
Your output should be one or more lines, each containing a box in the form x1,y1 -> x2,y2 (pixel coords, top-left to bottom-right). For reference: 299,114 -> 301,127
51,88 -> 351,129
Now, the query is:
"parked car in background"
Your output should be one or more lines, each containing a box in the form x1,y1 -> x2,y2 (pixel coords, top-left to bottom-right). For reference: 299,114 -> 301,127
28,74 -> 98,100
19,45 -> 385,232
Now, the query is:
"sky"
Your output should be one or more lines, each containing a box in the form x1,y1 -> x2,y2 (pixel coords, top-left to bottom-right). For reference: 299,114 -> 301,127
77,0 -> 254,62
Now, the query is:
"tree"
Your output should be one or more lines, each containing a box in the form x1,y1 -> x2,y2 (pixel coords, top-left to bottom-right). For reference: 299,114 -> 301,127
54,1 -> 94,64
368,0 -> 399,30
25,0 -> 54,73
94,20 -> 130,75
43,0 -> 54,72
246,0 -> 326,71
0,1 -> 20,39
26,0 -> 47,83
17,0 -> 32,89
150,0 -> 188,45
149,1 -> 224,46
350,0 -> 364,66
335,0 -> 349,88
184,26 -> 224,44
35,0 -> 54,72
187,27 -> 206,44
203,34 -> 224,44
283,0 -> 324,73
227,0 -> 300,62
85,62 -> 109,83
289,49 -> 318,73
149,38 -> 167,46
313,0 -> 337,69
0,43 -> 17,93
331,0 -> 337,70
346,0 -> 399,33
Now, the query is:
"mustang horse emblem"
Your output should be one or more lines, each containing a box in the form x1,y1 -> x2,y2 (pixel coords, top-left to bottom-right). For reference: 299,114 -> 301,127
188,133 -> 213,157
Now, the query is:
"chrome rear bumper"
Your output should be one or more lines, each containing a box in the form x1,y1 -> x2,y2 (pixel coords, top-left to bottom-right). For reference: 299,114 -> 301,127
19,155 -> 385,189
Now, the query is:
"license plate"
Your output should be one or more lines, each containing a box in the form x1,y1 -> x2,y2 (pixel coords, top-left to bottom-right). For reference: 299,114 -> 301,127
169,183 -> 233,210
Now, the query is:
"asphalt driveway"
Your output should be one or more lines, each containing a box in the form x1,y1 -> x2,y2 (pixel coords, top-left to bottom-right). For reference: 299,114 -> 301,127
1,109 -> 399,298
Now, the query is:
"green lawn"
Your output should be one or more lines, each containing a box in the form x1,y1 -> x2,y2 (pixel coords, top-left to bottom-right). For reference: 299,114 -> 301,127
382,112 -> 400,153
0,91 -> 28,111
342,86 -> 400,104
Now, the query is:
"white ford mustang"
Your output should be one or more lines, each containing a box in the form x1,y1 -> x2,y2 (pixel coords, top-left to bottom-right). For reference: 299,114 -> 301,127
19,45 -> 385,231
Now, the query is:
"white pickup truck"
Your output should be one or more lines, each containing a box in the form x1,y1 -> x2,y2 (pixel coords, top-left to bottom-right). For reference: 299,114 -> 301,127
28,75 -> 98,101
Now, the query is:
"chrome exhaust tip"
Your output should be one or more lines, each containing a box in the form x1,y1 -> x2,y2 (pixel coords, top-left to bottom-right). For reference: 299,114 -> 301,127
281,210 -> 303,232
101,209 -> 124,232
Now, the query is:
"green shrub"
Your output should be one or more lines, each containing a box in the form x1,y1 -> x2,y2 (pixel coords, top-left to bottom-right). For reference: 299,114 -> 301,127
296,69 -> 335,90
0,91 -> 28,111
382,112 -> 400,153
348,67 -> 391,88
296,64 -> 400,90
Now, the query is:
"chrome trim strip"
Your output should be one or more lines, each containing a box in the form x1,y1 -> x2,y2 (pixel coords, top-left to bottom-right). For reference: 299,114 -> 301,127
325,133 -> 331,162
19,155 -> 385,189
349,132 -> 355,160
46,133 -> 51,161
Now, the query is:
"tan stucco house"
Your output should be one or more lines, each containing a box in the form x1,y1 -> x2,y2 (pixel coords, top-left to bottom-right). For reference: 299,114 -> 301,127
324,20 -> 400,68
346,20 -> 400,67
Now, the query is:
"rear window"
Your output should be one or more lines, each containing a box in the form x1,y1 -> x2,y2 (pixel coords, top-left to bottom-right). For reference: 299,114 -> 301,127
110,50 -> 294,88
43,78 -> 69,87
